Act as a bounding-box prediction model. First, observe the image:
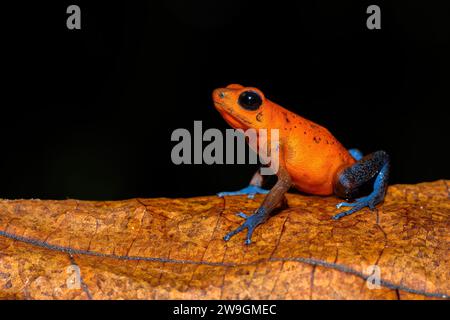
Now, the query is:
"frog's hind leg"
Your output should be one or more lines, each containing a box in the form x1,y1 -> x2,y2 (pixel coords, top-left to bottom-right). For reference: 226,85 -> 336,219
217,168 -> 269,199
333,150 -> 390,220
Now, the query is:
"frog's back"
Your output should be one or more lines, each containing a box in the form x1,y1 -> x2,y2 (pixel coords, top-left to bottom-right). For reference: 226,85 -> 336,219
271,103 -> 355,195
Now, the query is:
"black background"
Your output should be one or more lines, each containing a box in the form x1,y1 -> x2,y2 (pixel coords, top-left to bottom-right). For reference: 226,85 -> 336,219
2,300 -> 444,318
2,0 -> 449,200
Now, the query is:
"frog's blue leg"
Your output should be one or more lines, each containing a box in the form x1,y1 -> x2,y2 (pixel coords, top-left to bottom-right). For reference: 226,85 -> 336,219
348,148 -> 363,161
333,150 -> 390,220
217,169 -> 269,199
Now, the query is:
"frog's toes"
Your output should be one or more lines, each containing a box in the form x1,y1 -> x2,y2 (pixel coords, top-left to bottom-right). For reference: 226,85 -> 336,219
335,201 -> 356,209
333,195 -> 378,220
223,210 -> 266,245
217,185 -> 269,199
333,206 -> 364,220
236,212 -> 248,219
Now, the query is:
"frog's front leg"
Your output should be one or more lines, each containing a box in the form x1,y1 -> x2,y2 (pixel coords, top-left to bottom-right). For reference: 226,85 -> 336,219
333,150 -> 390,220
217,168 -> 269,199
223,166 -> 292,245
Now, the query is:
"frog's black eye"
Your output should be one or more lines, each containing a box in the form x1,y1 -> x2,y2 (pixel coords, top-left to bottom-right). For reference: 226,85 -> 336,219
238,91 -> 262,111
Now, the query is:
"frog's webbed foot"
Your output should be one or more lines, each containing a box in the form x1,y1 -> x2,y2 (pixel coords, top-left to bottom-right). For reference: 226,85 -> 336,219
333,196 -> 377,220
223,209 -> 268,245
217,185 -> 269,199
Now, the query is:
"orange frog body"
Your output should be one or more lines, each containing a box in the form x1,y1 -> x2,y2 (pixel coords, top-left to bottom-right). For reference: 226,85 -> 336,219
213,84 -> 390,245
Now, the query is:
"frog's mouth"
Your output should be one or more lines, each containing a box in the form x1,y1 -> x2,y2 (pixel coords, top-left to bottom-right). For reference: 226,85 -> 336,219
213,101 -> 252,129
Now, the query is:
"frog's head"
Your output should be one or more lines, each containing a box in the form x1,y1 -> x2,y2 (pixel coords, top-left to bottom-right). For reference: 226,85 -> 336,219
213,84 -> 271,130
